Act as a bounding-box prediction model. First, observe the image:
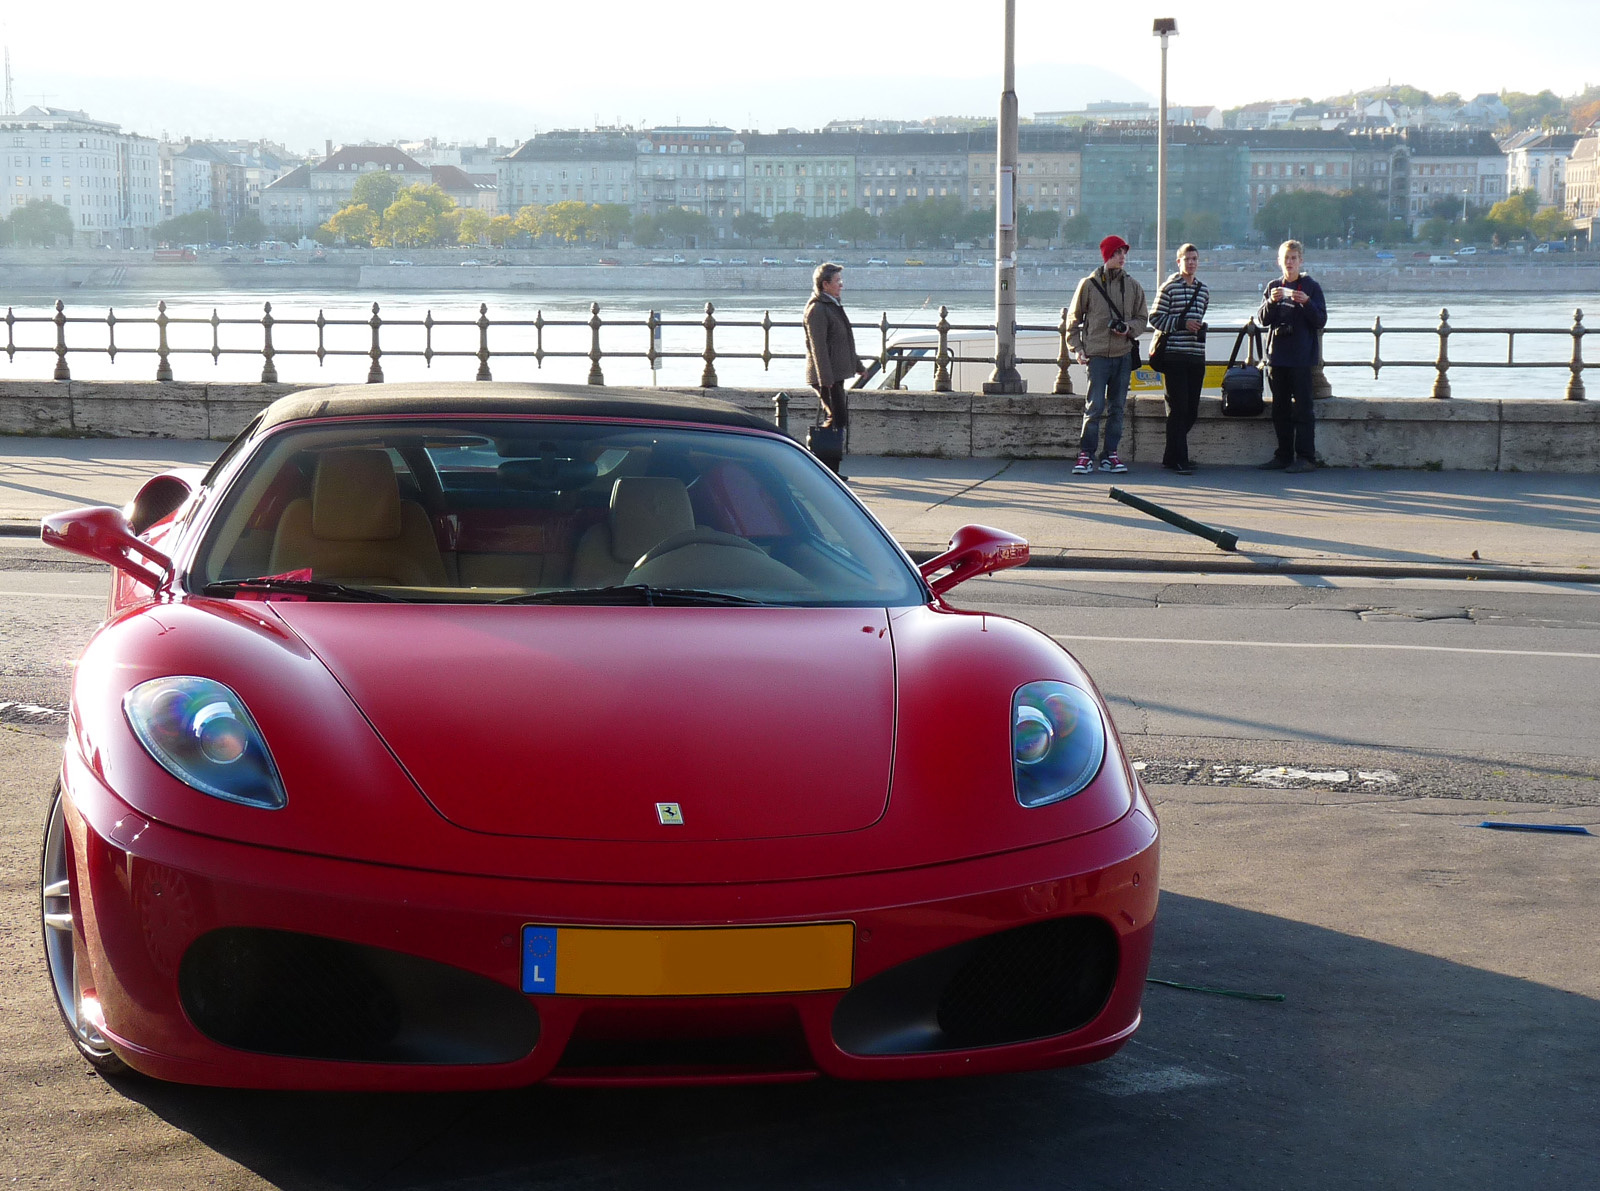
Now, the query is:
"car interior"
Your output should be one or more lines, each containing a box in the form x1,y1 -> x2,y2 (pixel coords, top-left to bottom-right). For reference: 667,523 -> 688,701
193,421 -> 924,606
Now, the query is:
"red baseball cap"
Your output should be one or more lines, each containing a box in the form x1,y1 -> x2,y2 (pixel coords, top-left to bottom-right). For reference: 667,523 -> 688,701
1100,235 -> 1130,261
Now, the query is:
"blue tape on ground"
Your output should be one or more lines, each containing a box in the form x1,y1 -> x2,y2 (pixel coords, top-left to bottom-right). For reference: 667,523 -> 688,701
1477,821 -> 1593,835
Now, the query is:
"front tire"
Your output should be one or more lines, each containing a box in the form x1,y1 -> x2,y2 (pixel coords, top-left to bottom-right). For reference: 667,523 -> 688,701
41,782 -> 131,1076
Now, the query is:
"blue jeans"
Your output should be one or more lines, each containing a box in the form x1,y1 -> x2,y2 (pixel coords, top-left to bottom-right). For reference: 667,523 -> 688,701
1080,353 -> 1132,460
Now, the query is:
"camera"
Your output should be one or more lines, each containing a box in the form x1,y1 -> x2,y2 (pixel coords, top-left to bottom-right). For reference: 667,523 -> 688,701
1108,317 -> 1129,336
1196,322 -> 1208,344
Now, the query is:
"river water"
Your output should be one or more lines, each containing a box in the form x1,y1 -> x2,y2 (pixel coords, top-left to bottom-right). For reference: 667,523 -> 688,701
3,285 -> 1594,398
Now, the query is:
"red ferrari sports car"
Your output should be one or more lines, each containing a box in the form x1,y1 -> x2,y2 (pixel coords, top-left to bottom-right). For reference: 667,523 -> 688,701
40,382 -> 1158,1089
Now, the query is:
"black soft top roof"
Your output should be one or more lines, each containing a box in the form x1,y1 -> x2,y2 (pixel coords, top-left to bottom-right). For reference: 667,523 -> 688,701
254,382 -> 778,436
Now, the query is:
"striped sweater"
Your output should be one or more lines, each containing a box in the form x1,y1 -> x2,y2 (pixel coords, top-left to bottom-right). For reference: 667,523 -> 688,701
1149,273 -> 1211,357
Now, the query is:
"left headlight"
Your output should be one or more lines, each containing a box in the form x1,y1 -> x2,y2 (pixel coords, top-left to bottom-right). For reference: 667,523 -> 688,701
124,676 -> 286,809
1011,680 -> 1106,808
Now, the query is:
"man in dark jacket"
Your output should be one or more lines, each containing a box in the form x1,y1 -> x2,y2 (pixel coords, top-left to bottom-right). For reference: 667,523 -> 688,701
804,263 -> 866,430
1256,240 -> 1328,474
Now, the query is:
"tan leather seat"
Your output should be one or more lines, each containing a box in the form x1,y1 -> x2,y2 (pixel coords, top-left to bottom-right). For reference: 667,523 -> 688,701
570,477 -> 695,588
268,448 -> 448,586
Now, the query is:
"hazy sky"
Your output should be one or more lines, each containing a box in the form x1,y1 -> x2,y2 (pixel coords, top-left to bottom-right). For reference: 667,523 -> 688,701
4,2 -> 1594,152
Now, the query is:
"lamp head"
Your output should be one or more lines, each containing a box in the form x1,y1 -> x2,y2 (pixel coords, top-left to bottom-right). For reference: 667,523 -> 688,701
1152,17 -> 1177,35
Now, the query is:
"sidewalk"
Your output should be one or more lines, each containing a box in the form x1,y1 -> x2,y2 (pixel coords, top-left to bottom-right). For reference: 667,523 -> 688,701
3,438 -> 1597,581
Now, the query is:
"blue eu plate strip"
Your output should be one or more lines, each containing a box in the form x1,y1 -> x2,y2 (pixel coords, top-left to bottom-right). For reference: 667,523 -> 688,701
522,926 -> 558,994
1477,821 -> 1592,835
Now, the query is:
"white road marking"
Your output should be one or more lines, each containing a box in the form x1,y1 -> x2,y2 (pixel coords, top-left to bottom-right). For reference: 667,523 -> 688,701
1051,633 -> 1600,661
0,701 -> 68,722
1087,1059 -> 1225,1097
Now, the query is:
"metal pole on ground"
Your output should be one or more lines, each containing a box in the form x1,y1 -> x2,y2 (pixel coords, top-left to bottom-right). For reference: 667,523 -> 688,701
1109,486 -> 1238,552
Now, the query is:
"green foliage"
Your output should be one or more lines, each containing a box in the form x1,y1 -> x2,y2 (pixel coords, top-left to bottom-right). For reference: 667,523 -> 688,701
881,196 -> 970,247
1019,205 -> 1060,245
770,211 -> 810,246
543,200 -> 597,244
399,183 -> 454,219
1500,89 -> 1565,130
153,209 -> 223,246
834,206 -> 876,246
657,206 -> 711,247
324,203 -> 379,246
487,215 -> 516,246
381,194 -> 437,247
310,225 -> 337,247
513,204 -> 545,239
1254,190 -> 1343,244
1418,217 -> 1451,246
456,208 -> 492,245
1058,211 -> 1094,246
5,199 -> 75,245
1531,208 -> 1573,241
591,204 -> 633,247
1184,211 -> 1222,246
351,172 -> 404,215
231,213 -> 269,245
731,209 -> 771,245
630,213 -> 660,247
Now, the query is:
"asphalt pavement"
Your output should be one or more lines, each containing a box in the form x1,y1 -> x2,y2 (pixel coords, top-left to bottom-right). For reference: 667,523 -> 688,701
3,436 -> 1596,581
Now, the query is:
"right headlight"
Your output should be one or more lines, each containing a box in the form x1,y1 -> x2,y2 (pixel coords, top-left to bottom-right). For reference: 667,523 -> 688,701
1011,681 -> 1106,808
123,676 -> 286,810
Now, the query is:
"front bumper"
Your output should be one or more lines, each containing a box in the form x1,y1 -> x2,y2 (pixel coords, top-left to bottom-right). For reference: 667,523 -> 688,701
61,755 -> 1159,1090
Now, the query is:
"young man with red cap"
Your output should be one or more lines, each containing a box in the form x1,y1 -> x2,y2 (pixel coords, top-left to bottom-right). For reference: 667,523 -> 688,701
1065,235 -> 1148,474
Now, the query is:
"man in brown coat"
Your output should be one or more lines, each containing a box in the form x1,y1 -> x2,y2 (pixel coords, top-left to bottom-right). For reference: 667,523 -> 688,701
804,263 -> 867,430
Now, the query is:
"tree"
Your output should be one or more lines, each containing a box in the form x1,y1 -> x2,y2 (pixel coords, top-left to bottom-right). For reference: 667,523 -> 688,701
7,199 -> 74,246
514,204 -> 545,240
399,183 -> 455,219
351,171 -> 403,215
1336,190 -> 1389,244
1184,211 -> 1222,247
543,200 -> 596,244
657,206 -> 710,247
592,204 -> 633,248
1487,190 -> 1538,238
324,203 -> 379,246
731,209 -> 771,245
1019,205 -> 1060,245
456,208 -> 492,245
487,215 -> 516,246
153,209 -> 223,246
1531,208 -> 1574,242
381,194 -> 437,247
630,213 -> 660,247
770,211 -> 809,247
1254,190 -> 1343,244
833,206 -> 876,246
1418,217 -> 1451,246
231,212 -> 269,245
1058,211 -> 1093,246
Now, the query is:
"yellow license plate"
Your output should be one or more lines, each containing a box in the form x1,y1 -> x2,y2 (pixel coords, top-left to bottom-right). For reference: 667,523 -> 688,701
521,922 -> 855,997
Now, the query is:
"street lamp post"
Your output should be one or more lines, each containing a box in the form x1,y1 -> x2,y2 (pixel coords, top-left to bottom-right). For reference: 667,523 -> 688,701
1152,18 -> 1177,292
983,0 -> 1026,394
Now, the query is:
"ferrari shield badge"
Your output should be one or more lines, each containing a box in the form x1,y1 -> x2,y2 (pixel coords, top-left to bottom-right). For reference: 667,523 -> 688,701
656,802 -> 684,826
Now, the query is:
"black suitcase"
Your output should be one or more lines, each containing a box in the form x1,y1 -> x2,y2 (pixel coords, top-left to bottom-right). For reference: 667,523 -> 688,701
1220,324 -> 1265,417
807,424 -> 845,474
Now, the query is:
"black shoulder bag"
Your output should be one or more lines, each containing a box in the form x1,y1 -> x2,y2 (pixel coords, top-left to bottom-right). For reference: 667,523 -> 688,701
1089,273 -> 1142,370
1220,322 -> 1265,417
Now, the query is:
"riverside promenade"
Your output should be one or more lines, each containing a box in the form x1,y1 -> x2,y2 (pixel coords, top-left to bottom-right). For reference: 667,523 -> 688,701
3,436 -> 1596,582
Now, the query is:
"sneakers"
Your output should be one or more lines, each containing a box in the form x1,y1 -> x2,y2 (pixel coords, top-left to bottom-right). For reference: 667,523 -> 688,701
1284,457 -> 1317,474
1072,452 -> 1092,475
1257,456 -> 1289,470
1099,452 -> 1128,474
1162,460 -> 1193,475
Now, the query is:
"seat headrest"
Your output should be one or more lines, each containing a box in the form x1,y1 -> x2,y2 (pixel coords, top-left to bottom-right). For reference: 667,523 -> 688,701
312,449 -> 402,541
609,477 -> 694,562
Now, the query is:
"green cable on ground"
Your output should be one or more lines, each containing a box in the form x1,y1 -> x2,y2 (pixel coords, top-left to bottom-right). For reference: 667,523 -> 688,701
1146,977 -> 1286,1002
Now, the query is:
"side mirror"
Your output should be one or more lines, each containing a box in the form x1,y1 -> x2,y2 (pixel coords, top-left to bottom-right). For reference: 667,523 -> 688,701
918,524 -> 1029,597
41,506 -> 171,590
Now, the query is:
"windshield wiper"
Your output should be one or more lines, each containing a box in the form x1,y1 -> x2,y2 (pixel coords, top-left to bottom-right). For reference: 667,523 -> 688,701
497,583 -> 768,607
202,577 -> 403,603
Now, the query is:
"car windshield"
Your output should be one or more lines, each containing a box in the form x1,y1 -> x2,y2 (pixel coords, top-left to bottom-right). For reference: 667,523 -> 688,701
190,419 -> 926,607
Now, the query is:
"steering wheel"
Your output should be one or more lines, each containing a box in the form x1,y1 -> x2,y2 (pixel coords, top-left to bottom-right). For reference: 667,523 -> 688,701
633,527 -> 766,569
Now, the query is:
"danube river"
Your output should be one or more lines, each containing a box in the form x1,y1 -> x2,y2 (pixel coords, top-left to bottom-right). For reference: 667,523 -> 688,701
1,285 -> 1593,398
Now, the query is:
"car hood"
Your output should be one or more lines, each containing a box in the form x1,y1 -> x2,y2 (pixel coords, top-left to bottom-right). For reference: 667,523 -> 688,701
273,604 -> 896,842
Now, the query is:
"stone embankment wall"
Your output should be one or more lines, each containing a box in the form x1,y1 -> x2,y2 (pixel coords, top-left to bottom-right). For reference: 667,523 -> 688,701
2,380 -> 1593,471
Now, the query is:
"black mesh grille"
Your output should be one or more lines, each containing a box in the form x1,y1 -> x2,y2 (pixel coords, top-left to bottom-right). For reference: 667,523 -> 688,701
833,915 -> 1119,1056
936,917 -> 1118,1047
180,928 -> 538,1064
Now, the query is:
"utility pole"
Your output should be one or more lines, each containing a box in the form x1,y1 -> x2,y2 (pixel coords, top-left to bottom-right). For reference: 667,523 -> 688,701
983,0 -> 1026,394
1152,19 -> 1177,291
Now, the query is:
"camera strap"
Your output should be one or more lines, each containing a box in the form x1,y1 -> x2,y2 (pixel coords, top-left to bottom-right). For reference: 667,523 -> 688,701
1088,271 -> 1127,324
